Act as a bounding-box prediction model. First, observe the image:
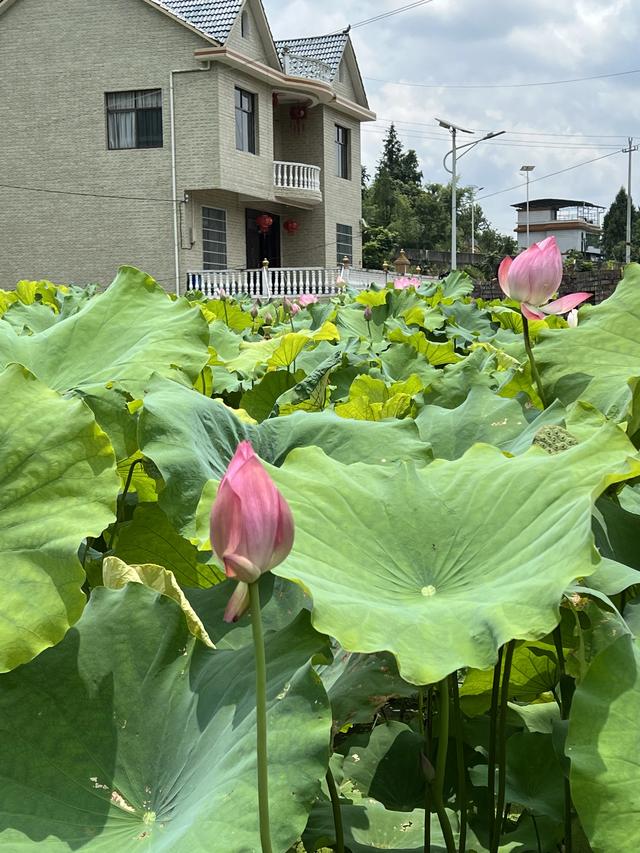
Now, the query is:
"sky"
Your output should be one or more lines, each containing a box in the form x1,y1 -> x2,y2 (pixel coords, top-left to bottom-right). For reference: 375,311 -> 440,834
267,0 -> 640,236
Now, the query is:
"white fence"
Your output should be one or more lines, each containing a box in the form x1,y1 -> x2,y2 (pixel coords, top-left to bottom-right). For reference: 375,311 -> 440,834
186,267 -> 435,299
281,52 -> 333,83
274,161 -> 321,192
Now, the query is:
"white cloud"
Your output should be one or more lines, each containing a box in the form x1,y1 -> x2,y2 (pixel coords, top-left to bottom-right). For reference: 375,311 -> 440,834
266,0 -> 640,234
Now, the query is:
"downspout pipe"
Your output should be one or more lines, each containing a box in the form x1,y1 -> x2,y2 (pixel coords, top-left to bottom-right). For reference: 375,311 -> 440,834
169,63 -> 211,297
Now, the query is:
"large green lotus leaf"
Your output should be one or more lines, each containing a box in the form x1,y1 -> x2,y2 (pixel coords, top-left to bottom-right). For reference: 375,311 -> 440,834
111,503 -> 221,588
593,494 -> 640,571
2,300 -> 58,334
272,423 -> 640,685
0,584 -> 332,851
536,265 -> 640,430
416,386 -> 527,459
342,721 -> 426,811
567,632 -> 640,852
140,375 -> 432,536
0,266 -> 210,398
0,365 -> 119,671
239,368 -> 304,421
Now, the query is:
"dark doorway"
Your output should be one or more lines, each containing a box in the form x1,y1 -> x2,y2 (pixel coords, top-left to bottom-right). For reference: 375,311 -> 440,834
246,209 -> 281,269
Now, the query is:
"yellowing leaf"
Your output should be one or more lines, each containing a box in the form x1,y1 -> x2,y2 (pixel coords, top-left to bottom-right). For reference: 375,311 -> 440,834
311,321 -> 340,342
103,556 -> 215,648
349,374 -> 388,403
355,289 -> 389,307
390,374 -> 424,397
268,333 -> 310,368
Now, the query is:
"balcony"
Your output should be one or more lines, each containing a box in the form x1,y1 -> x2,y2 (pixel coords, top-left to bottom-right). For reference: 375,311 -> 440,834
273,161 -> 322,206
281,51 -> 333,84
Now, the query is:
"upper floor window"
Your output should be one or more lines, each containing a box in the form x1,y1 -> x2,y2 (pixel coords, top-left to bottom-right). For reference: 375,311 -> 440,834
335,124 -> 350,179
241,9 -> 249,37
235,87 -> 256,154
106,89 -> 162,150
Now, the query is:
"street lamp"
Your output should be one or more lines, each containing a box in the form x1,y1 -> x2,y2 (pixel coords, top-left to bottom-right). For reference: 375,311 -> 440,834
437,118 -> 505,270
469,185 -> 484,256
520,165 -> 535,248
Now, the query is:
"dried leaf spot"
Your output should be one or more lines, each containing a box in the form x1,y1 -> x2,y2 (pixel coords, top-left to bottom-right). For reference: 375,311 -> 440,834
110,791 -> 136,813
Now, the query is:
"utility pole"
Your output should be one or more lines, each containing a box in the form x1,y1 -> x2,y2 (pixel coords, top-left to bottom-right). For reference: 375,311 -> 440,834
470,185 -> 484,255
437,118 -> 504,271
520,165 -> 535,248
623,137 -> 638,264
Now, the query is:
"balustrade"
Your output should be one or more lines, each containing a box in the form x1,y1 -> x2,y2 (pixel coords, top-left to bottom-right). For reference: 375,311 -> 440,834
273,161 -> 321,193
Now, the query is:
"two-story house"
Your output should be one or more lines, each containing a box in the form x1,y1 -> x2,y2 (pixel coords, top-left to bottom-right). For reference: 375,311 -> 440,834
512,198 -> 603,256
0,0 -> 375,293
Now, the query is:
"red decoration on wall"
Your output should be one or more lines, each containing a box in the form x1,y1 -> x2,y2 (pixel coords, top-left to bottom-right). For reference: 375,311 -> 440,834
256,213 -> 274,234
283,219 -> 299,235
289,104 -> 307,134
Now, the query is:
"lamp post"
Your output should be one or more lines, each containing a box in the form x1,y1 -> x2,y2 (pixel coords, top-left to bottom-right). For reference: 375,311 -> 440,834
520,165 -> 535,248
470,185 -> 484,256
437,118 -> 505,270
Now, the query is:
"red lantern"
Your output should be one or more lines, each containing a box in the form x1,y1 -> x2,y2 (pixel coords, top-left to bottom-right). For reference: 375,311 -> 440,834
256,213 -> 273,234
283,219 -> 299,235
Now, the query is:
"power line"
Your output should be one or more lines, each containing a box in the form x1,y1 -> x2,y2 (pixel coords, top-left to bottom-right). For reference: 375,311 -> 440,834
0,182 -> 176,204
476,150 -> 623,201
350,0 -> 435,29
364,67 -> 640,90
373,117 -> 632,140
362,127 -> 621,151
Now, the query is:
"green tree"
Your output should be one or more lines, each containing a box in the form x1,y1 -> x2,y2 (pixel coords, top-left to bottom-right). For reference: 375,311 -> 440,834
601,187 -> 639,260
362,225 -> 400,269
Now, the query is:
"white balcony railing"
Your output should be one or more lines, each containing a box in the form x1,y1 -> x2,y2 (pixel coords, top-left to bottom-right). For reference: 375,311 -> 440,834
282,52 -> 333,83
274,161 -> 321,193
187,267 -> 343,299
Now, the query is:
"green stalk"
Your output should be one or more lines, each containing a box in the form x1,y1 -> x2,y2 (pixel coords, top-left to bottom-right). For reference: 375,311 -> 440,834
366,319 -> 372,339
553,625 -> 573,853
451,673 -> 467,853
249,581 -> 272,853
492,641 -> 515,853
487,647 -> 503,850
521,314 -> 547,408
107,459 -> 142,549
424,687 -> 433,853
418,686 -> 425,737
325,766 -> 345,853
431,679 -> 457,853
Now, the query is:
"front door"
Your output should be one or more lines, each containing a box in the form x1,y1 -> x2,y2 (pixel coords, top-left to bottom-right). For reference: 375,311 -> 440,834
246,209 -> 281,269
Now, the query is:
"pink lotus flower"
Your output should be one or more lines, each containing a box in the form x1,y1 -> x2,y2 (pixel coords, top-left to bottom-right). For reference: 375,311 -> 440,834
290,302 -> 301,315
298,294 -> 319,307
393,276 -> 421,290
210,442 -> 294,598
498,237 -> 591,320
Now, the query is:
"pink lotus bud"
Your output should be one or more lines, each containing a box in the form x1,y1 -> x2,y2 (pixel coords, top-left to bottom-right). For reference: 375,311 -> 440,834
264,312 -> 273,326
298,294 -> 319,307
363,305 -> 373,321
210,441 -> 294,584
498,237 -> 563,305
290,303 -> 301,316
283,297 -> 292,313
218,287 -> 227,301
250,304 -> 259,319
567,308 -> 579,327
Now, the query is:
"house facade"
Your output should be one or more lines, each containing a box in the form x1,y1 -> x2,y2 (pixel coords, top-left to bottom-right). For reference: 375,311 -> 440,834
0,0 -> 375,293
512,198 -> 603,256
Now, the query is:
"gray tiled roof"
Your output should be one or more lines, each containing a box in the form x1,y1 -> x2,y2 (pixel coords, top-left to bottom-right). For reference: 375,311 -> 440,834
275,32 -> 349,78
155,0 -> 243,43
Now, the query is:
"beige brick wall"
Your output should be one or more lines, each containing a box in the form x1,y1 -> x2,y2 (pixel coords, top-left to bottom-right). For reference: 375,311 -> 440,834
0,0 -> 366,291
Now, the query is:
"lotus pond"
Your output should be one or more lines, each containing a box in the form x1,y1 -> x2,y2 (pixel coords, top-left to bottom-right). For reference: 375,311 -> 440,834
1,265 -> 639,853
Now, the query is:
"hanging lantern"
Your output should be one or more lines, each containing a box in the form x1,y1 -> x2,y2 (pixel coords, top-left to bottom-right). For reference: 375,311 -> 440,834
283,219 -> 299,235
256,213 -> 273,234
289,104 -> 307,134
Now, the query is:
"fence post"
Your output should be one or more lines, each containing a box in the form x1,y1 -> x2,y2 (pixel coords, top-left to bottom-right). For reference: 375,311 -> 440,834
341,255 -> 351,283
261,258 -> 271,300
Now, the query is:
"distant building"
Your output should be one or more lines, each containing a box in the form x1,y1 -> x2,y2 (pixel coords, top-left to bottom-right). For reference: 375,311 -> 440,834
512,198 -> 603,255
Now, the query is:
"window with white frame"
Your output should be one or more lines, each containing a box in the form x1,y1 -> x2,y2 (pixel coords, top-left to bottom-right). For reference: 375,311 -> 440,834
336,224 -> 353,264
203,208 -> 227,270
235,87 -> 257,153
106,89 -> 162,149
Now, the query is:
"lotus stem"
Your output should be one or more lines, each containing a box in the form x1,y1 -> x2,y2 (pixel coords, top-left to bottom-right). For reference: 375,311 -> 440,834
492,641 -> 516,853
553,625 -> 573,853
487,647 -> 503,850
451,673 -> 467,853
432,679 -> 456,853
521,314 -> 547,408
249,580 -> 273,853
107,458 -> 143,549
325,766 -> 345,853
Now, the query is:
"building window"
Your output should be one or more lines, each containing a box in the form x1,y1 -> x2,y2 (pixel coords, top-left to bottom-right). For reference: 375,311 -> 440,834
235,87 -> 256,153
241,9 -> 249,37
203,207 -> 228,270
336,224 -> 353,264
106,89 -> 162,149
335,124 -> 350,179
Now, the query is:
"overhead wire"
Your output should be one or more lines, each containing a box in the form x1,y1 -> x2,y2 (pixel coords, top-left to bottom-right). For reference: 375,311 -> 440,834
349,0 -> 435,29
364,67 -> 640,90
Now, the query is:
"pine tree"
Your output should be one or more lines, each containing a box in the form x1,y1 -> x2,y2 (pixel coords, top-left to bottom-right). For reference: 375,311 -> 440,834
376,125 -> 422,188
601,187 -> 638,259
